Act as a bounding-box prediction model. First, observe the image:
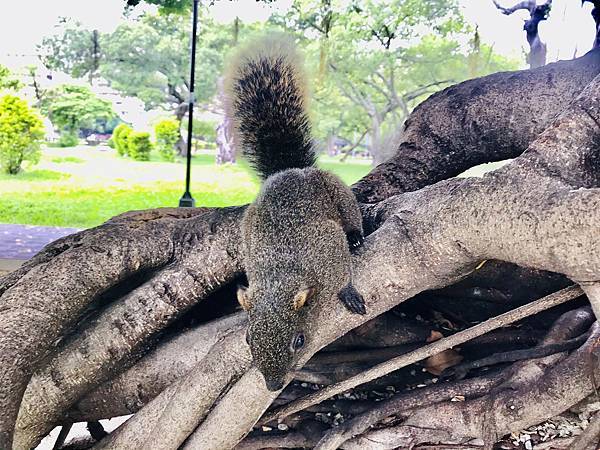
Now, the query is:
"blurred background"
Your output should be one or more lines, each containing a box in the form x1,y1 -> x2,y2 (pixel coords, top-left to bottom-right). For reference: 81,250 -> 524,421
0,0 -> 595,232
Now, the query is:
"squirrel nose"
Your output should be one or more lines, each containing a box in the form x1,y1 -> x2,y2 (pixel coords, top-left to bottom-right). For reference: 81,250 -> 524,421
265,379 -> 284,391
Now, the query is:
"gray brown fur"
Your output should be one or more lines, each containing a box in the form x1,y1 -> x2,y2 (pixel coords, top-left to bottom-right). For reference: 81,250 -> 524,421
227,36 -> 365,391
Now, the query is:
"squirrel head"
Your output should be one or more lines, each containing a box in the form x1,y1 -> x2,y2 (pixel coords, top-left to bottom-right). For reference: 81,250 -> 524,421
238,284 -> 315,391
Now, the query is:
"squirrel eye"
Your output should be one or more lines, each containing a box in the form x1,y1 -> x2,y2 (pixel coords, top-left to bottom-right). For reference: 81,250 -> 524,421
245,331 -> 251,346
293,333 -> 305,351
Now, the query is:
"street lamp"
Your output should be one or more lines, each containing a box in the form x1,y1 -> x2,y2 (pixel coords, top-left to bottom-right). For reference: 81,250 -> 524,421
179,0 -> 200,207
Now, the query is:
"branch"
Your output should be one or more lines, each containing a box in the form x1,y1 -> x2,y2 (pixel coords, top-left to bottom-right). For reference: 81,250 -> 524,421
492,0 -> 536,15
403,80 -> 453,102
316,305 -> 595,449
358,323 -> 600,448
14,208 -> 245,449
339,129 -> 369,162
571,409 -> 600,450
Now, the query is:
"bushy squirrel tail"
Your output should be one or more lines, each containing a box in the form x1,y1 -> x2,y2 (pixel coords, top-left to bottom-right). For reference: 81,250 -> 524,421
224,34 -> 316,179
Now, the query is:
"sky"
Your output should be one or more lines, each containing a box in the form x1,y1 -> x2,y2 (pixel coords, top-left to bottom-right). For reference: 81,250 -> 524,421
0,0 -> 596,69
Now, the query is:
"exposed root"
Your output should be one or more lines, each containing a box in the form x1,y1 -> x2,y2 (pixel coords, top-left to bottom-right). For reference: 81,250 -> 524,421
263,286 -> 583,424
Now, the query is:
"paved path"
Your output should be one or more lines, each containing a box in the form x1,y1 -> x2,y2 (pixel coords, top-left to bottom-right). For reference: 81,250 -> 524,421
0,224 -> 80,260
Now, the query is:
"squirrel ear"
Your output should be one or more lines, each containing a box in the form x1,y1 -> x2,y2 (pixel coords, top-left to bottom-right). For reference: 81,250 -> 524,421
293,286 -> 316,311
237,285 -> 253,311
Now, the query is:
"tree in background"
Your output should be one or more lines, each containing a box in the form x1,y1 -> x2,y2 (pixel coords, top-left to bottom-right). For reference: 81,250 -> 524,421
0,96 -> 44,174
101,13 -> 233,155
40,85 -> 116,147
492,0 -> 552,68
277,0 -> 519,165
42,1 -> 518,166
125,0 -> 190,13
39,20 -> 102,85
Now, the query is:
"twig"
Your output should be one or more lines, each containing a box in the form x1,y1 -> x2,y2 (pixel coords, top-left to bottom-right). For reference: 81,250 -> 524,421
339,129 -> 368,162
308,344 -> 419,365
447,331 -> 590,379
261,285 -> 582,424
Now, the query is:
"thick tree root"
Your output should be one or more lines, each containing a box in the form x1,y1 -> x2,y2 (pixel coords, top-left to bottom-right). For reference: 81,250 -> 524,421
343,323 -> 600,449
314,305 -> 595,449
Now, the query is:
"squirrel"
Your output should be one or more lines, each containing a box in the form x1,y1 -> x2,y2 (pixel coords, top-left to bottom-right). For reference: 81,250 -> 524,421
225,35 -> 366,392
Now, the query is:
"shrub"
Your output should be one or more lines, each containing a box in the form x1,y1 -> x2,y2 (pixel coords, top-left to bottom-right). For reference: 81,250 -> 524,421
112,123 -> 132,156
155,119 -> 180,162
57,131 -> 79,147
0,95 -> 44,174
107,137 -> 115,148
127,131 -> 152,161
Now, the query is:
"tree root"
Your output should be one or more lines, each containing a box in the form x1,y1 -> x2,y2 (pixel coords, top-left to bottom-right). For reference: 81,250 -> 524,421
263,286 -> 583,424
313,305 -> 595,449
572,410 -> 600,450
346,322 -> 600,449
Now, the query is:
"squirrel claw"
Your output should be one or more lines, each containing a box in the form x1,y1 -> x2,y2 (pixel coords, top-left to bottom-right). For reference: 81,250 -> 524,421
347,230 -> 364,250
338,283 -> 367,314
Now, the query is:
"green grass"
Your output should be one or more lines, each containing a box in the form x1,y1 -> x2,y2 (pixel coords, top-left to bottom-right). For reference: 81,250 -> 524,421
0,146 -> 372,228
51,156 -> 85,164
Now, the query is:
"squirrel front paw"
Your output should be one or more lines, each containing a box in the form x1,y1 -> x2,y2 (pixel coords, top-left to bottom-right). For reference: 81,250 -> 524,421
346,230 -> 364,250
338,283 -> 366,314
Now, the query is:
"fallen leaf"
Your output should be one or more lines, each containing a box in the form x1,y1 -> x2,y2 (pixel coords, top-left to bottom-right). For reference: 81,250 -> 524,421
424,349 -> 463,375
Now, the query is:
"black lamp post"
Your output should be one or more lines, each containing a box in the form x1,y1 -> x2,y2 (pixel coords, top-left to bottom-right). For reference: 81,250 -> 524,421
179,0 -> 200,207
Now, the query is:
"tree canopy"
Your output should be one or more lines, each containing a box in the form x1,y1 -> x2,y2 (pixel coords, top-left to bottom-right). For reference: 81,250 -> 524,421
40,84 -> 116,135
39,0 -> 519,162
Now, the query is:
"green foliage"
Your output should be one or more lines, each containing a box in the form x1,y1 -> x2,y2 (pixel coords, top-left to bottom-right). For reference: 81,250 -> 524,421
127,131 -> 152,161
0,95 -> 45,174
57,132 -> 79,148
51,156 -> 84,164
125,0 -> 190,13
112,123 -> 132,156
40,85 -> 116,138
39,21 -> 102,82
182,118 -> 217,141
0,65 -> 22,92
273,0 -> 519,149
107,137 -> 115,148
101,13 -> 231,112
155,119 -> 180,161
193,119 -> 217,141
0,147 -> 367,228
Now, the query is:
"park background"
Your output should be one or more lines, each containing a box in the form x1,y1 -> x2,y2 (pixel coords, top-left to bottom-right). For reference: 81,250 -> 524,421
0,0 -> 595,231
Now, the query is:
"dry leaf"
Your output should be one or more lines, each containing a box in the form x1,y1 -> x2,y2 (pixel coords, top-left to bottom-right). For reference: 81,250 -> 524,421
424,349 -> 463,375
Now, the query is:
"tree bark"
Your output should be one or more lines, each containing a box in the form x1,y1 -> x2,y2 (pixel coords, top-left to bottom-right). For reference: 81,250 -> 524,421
353,48 -> 600,203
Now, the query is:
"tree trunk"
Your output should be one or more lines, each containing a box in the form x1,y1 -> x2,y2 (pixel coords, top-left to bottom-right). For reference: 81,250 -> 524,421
368,114 -> 384,166
174,103 -> 188,156
1,49 -> 600,450
215,77 -> 236,165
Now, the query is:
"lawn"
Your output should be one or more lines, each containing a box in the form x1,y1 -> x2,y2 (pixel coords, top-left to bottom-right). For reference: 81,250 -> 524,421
0,146 -> 372,229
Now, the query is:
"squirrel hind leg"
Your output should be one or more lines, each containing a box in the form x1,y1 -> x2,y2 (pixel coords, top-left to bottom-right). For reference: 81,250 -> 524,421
346,229 -> 364,250
338,283 -> 367,315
